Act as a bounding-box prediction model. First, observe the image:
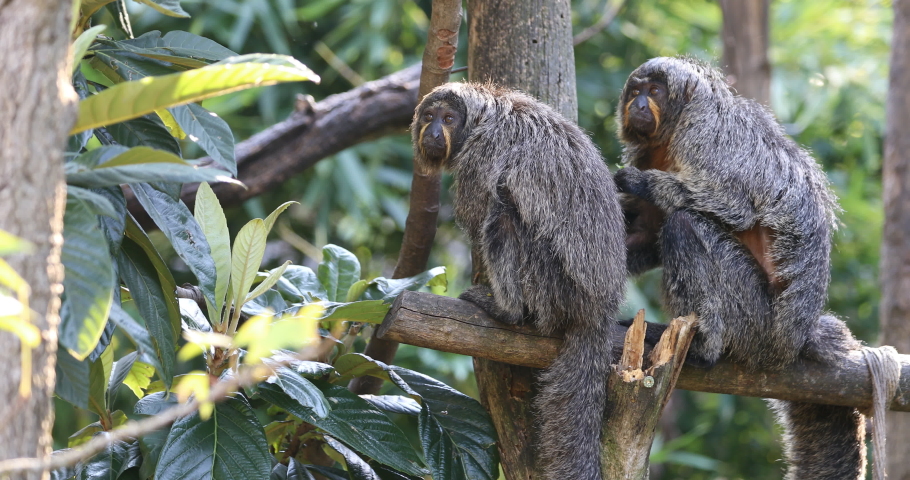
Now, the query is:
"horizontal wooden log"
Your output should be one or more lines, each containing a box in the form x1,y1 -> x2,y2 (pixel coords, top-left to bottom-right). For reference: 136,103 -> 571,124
377,291 -> 910,411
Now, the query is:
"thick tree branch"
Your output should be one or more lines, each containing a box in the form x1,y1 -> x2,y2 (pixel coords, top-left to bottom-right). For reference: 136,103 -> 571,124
128,65 -> 422,228
379,291 -> 910,411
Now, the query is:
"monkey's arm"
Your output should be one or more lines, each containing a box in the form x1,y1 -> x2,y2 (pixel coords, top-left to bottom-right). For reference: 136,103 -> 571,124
615,166 -> 759,231
622,195 -> 663,275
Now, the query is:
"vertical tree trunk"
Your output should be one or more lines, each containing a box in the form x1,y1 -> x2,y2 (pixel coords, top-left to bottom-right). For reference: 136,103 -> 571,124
0,1 -> 77,478
719,0 -> 771,105
467,1 -> 576,478
882,1 -> 910,477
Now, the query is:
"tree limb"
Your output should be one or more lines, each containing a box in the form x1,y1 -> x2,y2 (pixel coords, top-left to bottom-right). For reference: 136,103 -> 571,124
379,291 -> 910,411
127,64 -> 422,228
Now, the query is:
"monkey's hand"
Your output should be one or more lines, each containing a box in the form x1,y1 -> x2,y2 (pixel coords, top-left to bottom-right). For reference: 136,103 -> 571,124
614,167 -> 654,202
459,285 -> 526,326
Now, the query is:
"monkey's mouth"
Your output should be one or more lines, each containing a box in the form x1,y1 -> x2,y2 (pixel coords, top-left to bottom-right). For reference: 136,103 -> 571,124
421,137 -> 449,164
627,110 -> 657,135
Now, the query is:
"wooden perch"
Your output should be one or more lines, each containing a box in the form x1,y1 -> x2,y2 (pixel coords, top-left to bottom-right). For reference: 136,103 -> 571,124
128,64 -> 422,228
601,310 -> 697,479
377,291 -> 910,411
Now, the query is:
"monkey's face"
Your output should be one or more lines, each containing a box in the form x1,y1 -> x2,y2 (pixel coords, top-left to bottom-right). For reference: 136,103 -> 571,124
621,81 -> 667,138
414,100 -> 466,170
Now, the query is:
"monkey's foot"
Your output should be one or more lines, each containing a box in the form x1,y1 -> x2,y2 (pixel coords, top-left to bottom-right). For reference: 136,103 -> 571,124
458,285 -> 525,326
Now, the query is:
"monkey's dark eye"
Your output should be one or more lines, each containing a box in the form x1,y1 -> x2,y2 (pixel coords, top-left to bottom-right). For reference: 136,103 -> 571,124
444,115 -> 454,124
631,89 -> 640,96
650,86 -> 660,95
424,112 -> 434,121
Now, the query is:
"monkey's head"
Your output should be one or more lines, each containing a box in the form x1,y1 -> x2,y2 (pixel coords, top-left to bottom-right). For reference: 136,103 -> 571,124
412,86 -> 470,173
618,57 -> 730,146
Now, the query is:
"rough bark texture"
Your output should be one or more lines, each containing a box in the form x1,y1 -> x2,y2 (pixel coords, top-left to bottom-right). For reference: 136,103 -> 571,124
350,0 -> 463,396
601,312 -> 696,479
0,1 -> 77,478
127,65 -> 422,228
466,1 -> 577,478
882,0 -> 910,475
378,291 -> 910,411
719,0 -> 771,105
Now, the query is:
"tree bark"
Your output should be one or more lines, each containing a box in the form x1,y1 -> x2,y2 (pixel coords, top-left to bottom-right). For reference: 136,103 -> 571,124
882,0 -> 910,476
466,2 -> 576,477
719,0 -> 771,105
0,1 -> 77,478
378,291 -> 910,411
350,0 -> 463,396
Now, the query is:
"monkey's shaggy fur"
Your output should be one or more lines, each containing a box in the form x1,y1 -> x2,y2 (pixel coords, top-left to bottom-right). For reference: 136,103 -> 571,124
412,83 -> 626,480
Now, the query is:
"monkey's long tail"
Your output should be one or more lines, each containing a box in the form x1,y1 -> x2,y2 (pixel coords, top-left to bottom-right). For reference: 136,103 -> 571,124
768,400 -> 866,480
534,317 -> 614,480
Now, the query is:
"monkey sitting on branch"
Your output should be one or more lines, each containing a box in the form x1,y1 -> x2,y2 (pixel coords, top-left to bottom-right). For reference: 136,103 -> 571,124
411,83 -> 626,480
615,56 -> 866,479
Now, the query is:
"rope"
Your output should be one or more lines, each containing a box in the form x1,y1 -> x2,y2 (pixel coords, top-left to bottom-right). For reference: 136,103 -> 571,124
862,345 -> 901,480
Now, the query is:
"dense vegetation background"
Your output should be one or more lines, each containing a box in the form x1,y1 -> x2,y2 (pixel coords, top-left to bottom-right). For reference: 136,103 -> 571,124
57,1 -> 891,478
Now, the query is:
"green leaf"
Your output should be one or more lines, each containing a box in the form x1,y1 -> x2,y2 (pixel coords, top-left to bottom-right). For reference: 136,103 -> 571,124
179,298 -> 212,333
108,297 -> 165,376
323,436 -> 380,480
286,459 -> 316,480
67,147 -> 233,188
123,361 -> 155,399
124,217 -> 181,342
157,31 -> 238,61
345,279 -> 369,303
72,25 -> 107,73
55,348 -> 90,409
68,421 -> 104,448
117,238 -> 176,388
155,395 -> 271,480
66,186 -> 117,218
257,367 -> 330,418
80,0 -> 116,20
320,300 -> 389,324
169,104 -> 236,175
231,219 -> 268,308
360,395 -> 421,416
275,266 -> 327,302
239,289 -> 288,318
193,182 -> 231,321
132,183 -> 218,311
133,0 -> 189,18
139,426 -> 171,480
105,114 -> 181,156
60,196 -> 115,360
107,351 -> 138,407
318,245 -> 361,302
73,55 -> 319,134
263,201 -> 296,234
246,261 -> 291,303
267,380 -> 427,477
77,434 -> 136,480
88,346 -> 113,419
362,267 -> 447,303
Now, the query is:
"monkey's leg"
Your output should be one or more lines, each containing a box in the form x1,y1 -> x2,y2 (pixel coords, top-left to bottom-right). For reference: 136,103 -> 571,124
459,199 -> 527,326
659,209 -> 771,368
768,400 -> 866,480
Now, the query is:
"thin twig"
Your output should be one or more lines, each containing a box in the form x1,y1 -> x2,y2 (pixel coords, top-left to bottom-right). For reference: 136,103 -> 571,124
573,0 -> 625,46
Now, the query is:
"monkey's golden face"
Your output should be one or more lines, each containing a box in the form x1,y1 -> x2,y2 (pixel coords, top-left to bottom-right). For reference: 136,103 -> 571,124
415,100 -> 466,168
622,81 -> 667,137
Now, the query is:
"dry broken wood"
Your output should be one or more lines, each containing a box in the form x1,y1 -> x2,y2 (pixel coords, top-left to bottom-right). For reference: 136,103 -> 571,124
377,291 -> 910,411
601,310 -> 697,479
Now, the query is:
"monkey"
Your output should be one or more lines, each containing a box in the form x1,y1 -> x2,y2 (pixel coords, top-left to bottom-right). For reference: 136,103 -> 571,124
613,56 -> 866,479
411,82 -> 626,480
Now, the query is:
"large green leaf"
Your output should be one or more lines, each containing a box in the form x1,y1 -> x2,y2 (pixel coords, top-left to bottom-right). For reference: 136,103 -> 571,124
264,380 -> 426,477
117,238 -> 176,387
76,435 -> 136,480
88,346 -> 113,419
318,300 -> 389,324
323,436 -> 380,480
67,147 -> 232,188
132,183 -> 218,312
275,266 -> 327,302
124,217 -> 182,343
55,348 -> 90,409
157,31 -> 238,61
362,267 -> 447,303
317,245 -> 361,302
259,367 -> 331,418
107,351 -> 139,407
155,395 -> 271,480
169,104 -> 236,175
139,426 -> 171,480
193,182 -> 231,321
108,304 -> 164,375
72,25 -> 107,73
60,196 -> 116,360
106,114 -> 181,156
245,261 -> 290,303
73,55 -> 319,134
230,219 -> 267,310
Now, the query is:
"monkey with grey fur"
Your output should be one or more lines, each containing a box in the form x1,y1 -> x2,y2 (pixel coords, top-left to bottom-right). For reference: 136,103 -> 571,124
615,56 -> 865,479
412,83 -> 626,480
